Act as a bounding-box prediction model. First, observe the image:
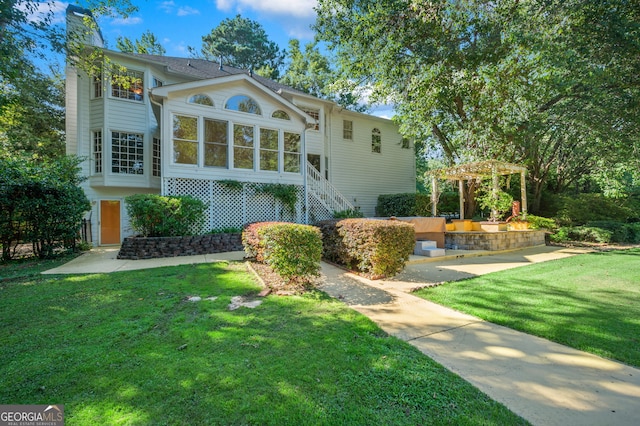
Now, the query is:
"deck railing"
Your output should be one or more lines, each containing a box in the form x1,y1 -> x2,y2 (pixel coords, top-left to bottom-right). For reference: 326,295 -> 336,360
306,162 -> 355,214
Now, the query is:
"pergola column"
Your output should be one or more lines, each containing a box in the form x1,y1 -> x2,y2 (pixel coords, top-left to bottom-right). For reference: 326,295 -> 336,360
492,164 -> 499,220
458,179 -> 465,219
520,170 -> 528,220
431,176 -> 438,217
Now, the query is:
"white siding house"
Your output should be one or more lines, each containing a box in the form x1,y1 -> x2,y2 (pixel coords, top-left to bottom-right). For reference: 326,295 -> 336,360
65,6 -> 415,245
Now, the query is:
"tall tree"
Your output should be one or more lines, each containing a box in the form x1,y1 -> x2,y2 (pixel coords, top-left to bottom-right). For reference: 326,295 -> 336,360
280,39 -> 366,111
197,15 -> 285,79
116,30 -> 166,55
315,0 -> 640,212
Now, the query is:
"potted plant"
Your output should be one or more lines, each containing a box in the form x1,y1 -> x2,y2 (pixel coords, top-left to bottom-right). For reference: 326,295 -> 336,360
476,183 -> 513,231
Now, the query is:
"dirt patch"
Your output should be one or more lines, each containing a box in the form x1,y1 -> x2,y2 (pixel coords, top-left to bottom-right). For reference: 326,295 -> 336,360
247,261 -> 318,295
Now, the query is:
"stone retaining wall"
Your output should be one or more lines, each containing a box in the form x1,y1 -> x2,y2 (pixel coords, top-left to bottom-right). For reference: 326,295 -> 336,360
117,234 -> 244,260
445,230 -> 546,251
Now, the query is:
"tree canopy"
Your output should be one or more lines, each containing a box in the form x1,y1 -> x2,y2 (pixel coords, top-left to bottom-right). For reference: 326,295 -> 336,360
196,15 -> 285,79
116,30 -> 166,55
315,0 -> 640,211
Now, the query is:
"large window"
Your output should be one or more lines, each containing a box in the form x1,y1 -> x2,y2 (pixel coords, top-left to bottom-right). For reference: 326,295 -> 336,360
226,95 -> 261,114
204,119 -> 228,167
173,115 -> 198,164
189,94 -> 214,107
260,128 -> 279,171
272,110 -> 290,120
93,130 -> 102,173
233,124 -> 254,169
152,137 -> 161,177
284,132 -> 301,173
111,131 -> 143,174
371,128 -> 381,153
343,120 -> 353,140
111,69 -> 144,101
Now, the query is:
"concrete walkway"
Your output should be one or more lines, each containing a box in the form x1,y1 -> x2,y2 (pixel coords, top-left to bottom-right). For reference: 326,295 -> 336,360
44,245 -> 640,425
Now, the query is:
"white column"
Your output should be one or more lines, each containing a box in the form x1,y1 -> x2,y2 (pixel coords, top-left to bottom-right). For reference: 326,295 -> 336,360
458,179 -> 465,220
431,176 -> 438,217
521,170 -> 528,220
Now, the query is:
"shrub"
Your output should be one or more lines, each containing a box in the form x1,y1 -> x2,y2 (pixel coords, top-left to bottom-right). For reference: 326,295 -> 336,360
586,221 -> 640,244
319,219 -> 415,278
376,193 -> 431,217
555,193 -> 634,226
526,214 -> 557,230
333,209 -> 364,219
258,223 -> 323,282
242,221 -> 282,262
125,194 -> 206,237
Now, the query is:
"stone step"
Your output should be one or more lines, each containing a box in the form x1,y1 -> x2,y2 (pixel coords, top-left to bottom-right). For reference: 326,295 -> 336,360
415,240 -> 438,250
414,241 -> 446,257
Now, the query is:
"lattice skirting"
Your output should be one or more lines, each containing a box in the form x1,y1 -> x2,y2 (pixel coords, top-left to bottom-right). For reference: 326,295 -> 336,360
163,178 -> 335,232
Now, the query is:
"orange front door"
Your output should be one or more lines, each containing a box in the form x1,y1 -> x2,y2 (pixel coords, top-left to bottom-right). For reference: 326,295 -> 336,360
100,200 -> 121,245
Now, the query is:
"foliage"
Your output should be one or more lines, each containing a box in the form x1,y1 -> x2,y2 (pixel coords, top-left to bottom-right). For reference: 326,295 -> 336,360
550,222 -> 640,244
258,223 -> 323,283
218,179 -> 244,191
555,193 -> 636,226
280,39 -> 367,112
0,156 -> 90,259
476,181 -> 514,222
376,193 -> 431,217
333,209 -> 364,219
125,194 -> 206,237
319,219 -> 415,278
525,214 -> 556,231
208,227 -> 243,235
314,0 -> 640,213
116,30 -> 166,55
196,15 -> 285,79
242,221 -> 282,262
254,183 -> 298,215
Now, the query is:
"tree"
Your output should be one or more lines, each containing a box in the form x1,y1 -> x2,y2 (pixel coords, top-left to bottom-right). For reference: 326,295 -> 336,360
197,15 -> 285,79
315,0 -> 640,213
116,30 -> 166,55
280,39 -> 367,112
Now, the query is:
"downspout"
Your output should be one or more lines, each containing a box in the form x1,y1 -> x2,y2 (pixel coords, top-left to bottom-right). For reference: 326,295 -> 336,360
149,92 -> 164,195
303,125 -> 309,224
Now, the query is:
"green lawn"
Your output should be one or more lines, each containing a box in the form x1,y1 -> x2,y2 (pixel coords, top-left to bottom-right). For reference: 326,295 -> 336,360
415,249 -> 640,367
0,258 -> 527,425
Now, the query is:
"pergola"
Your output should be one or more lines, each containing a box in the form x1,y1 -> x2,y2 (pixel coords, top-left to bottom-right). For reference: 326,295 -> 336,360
428,160 -> 528,220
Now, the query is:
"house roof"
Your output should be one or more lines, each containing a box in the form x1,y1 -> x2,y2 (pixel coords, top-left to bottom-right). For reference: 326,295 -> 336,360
122,53 -> 307,96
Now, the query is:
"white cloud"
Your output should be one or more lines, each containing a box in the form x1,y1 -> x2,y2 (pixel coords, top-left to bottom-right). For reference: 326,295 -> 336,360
110,16 -> 143,26
217,0 -> 317,18
177,6 -> 200,16
159,1 -> 176,13
17,1 -> 68,25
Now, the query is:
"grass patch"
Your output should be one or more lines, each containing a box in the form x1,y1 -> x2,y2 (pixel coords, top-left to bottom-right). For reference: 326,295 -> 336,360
0,261 -> 527,425
414,249 -> 640,367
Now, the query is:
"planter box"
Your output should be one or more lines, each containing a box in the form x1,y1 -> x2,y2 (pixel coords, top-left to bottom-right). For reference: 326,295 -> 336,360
479,221 -> 508,232
508,221 -> 530,231
451,219 -> 474,231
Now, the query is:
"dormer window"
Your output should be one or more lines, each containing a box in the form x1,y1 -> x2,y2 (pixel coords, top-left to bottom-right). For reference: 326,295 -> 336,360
225,95 -> 261,115
272,110 -> 290,120
111,69 -> 144,101
188,94 -> 214,107
371,128 -> 381,153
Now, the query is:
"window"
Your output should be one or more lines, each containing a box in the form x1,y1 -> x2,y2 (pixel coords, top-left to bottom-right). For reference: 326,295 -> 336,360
152,137 -> 161,177
260,128 -> 279,171
93,131 -> 102,173
343,120 -> 353,140
307,154 -> 321,173
152,77 -> 163,88
92,75 -> 102,98
302,108 -> 320,130
401,137 -> 410,149
189,94 -> 214,107
371,128 -> 381,153
233,124 -> 254,169
272,110 -> 290,120
111,131 -> 143,174
284,132 -> 301,173
225,95 -> 261,114
111,69 -> 144,101
204,119 -> 228,167
172,115 -> 198,164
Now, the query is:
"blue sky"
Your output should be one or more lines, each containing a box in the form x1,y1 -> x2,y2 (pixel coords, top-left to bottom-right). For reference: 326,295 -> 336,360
86,0 -> 318,57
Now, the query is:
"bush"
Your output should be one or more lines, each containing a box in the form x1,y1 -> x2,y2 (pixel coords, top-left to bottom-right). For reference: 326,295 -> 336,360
125,194 -> 206,237
549,221 -> 640,244
318,219 -> 415,278
242,222 -> 282,262
586,221 -> 640,243
333,209 -> 364,219
555,193 -> 635,226
376,193 -> 431,217
526,214 -> 557,230
259,223 -> 323,282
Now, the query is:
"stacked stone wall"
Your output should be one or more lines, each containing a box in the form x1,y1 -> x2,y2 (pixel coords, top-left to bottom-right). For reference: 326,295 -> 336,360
444,230 -> 546,251
117,234 -> 243,260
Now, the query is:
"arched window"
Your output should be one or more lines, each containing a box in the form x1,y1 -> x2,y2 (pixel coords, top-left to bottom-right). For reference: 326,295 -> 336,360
188,94 -> 214,106
225,95 -> 261,115
272,110 -> 290,120
371,128 -> 381,153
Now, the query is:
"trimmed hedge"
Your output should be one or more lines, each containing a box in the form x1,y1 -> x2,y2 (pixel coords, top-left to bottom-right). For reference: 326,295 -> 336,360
125,194 -> 206,237
376,193 -> 431,217
550,222 -> 640,244
243,222 -> 323,283
318,219 -> 415,279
